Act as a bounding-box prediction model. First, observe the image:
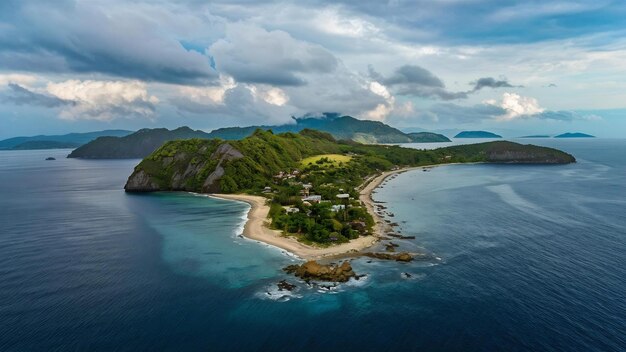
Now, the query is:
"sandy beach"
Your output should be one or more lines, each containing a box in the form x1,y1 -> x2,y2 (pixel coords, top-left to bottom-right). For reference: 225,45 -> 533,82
212,164 -> 446,260
211,193 -> 379,260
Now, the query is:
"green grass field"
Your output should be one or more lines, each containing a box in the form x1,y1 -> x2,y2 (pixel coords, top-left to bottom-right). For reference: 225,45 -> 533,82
300,154 -> 352,168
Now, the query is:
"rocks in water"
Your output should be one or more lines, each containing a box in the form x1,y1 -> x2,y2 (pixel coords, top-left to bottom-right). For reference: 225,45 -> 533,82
385,242 -> 399,252
45,157 -> 55,160
401,272 -> 412,279
387,233 -> 416,240
283,260 -> 357,282
363,252 -> 414,262
277,280 -> 296,291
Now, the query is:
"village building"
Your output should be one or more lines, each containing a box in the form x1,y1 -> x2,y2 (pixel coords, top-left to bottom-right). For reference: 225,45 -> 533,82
302,195 -> 322,203
331,204 -> 346,212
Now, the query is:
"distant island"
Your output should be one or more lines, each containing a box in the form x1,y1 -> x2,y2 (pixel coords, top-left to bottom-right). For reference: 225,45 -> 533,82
454,131 -> 502,138
68,127 -> 209,159
406,132 -> 451,142
554,132 -> 595,138
124,129 -> 575,262
69,115 -> 451,159
10,141 -> 81,150
0,130 -> 132,150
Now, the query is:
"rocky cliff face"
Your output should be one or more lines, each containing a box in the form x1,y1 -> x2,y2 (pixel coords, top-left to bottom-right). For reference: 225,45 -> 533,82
124,141 -> 243,193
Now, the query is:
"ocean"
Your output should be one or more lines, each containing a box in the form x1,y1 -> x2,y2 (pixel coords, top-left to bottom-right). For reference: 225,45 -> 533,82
0,139 -> 624,351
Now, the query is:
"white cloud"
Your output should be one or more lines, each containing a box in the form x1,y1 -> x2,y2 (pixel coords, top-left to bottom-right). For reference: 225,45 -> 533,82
485,92 -> 544,120
46,80 -> 159,121
0,74 -> 39,87
178,75 -> 237,105
248,86 -> 289,106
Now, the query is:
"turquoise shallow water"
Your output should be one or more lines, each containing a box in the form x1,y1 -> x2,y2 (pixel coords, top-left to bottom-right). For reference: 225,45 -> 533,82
0,139 -> 625,351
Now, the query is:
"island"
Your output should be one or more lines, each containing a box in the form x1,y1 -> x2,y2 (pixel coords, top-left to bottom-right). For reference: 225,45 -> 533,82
454,131 -> 502,138
124,129 -> 575,273
0,130 -> 131,150
554,132 -> 595,138
406,132 -> 451,142
10,141 -> 81,150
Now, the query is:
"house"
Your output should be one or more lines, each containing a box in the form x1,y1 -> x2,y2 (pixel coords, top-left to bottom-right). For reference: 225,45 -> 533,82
262,186 -> 272,193
284,207 -> 300,214
336,193 -> 350,200
302,195 -> 322,203
331,204 -> 346,212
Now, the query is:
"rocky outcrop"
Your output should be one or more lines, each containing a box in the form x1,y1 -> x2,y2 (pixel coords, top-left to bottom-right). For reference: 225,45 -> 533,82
283,260 -> 357,282
124,170 -> 161,192
124,142 -> 244,193
202,144 -> 243,193
363,252 -> 414,262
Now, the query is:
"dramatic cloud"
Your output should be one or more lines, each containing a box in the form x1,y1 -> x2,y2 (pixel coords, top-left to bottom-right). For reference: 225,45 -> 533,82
3,83 -> 72,108
471,77 -> 515,91
370,65 -> 468,101
45,80 -> 159,121
0,1 -> 218,85
208,23 -> 338,86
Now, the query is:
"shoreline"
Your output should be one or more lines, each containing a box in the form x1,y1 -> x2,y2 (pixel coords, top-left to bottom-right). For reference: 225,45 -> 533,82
210,193 -> 379,260
212,163 -> 460,261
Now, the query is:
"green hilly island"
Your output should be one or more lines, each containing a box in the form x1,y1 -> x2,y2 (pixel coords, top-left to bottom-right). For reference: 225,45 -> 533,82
124,129 -> 575,244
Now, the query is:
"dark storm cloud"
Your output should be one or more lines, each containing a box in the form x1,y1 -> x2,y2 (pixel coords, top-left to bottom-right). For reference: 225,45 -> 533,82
471,77 -> 516,91
3,83 -> 72,108
382,65 -> 444,88
370,65 -> 467,100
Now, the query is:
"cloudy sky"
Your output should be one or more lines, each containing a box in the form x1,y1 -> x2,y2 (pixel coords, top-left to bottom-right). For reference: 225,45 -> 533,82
1,0 -> 626,139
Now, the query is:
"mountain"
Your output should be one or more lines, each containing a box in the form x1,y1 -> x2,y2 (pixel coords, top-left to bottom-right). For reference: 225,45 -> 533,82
68,127 -> 211,159
554,132 -> 595,138
406,132 -> 451,143
0,130 -> 132,150
124,129 -> 575,194
208,114 -> 416,143
68,115 -> 453,159
454,131 -> 502,138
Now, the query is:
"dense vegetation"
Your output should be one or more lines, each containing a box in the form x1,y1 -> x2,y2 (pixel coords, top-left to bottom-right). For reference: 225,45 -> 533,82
125,129 -> 575,245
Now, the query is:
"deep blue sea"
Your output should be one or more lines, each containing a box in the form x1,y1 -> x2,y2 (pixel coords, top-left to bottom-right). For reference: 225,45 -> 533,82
1,139 -> 625,351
